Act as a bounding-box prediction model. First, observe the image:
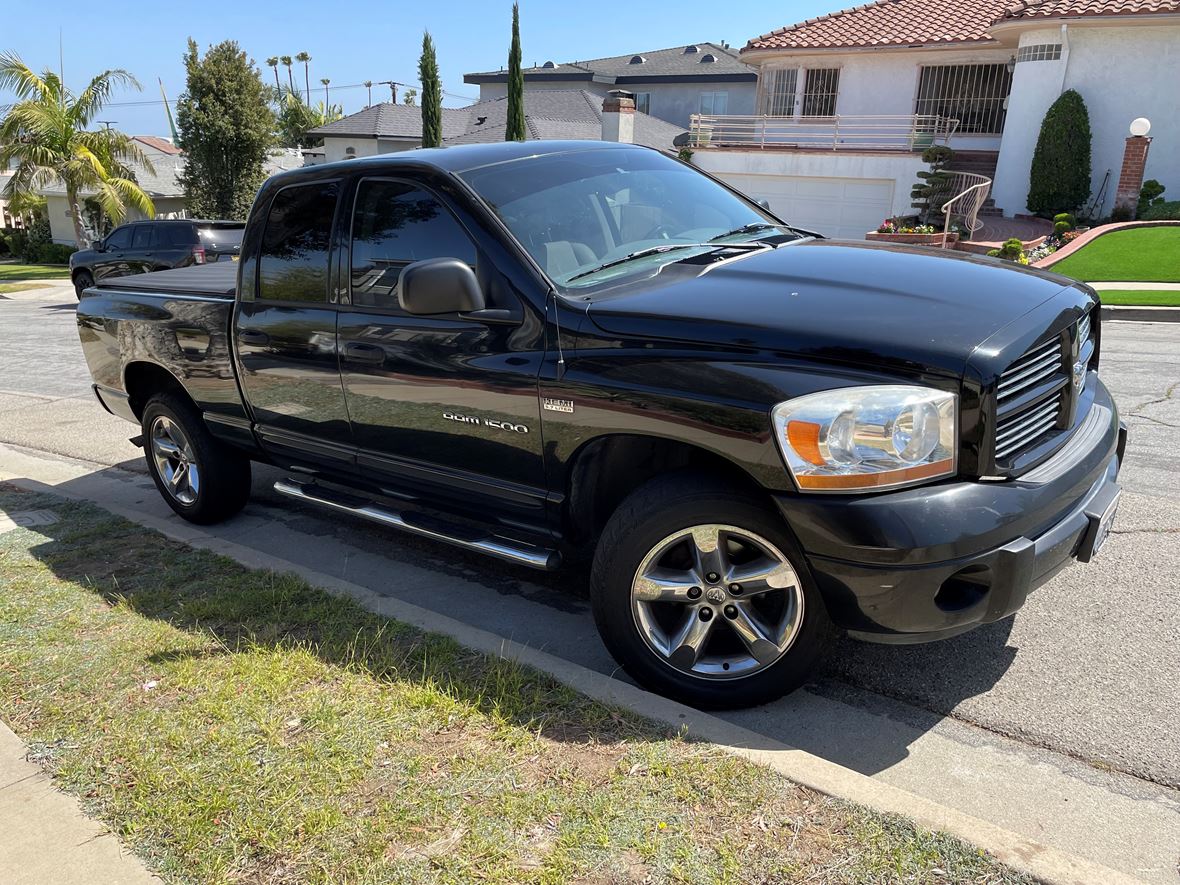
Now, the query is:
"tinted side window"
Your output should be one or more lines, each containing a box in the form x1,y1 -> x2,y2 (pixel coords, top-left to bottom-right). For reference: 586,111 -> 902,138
105,226 -> 133,250
132,226 -> 153,249
349,180 -> 476,309
258,182 -> 339,302
160,225 -> 197,247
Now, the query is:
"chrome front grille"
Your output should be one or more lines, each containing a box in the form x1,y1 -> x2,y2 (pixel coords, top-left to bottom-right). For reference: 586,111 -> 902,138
995,392 -> 1063,459
992,309 -> 1094,464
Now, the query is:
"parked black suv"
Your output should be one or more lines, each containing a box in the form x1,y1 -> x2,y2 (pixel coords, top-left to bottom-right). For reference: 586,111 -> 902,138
69,219 -> 244,298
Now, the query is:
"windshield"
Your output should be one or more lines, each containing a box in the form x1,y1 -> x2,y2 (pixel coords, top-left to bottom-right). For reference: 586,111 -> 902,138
460,148 -> 790,288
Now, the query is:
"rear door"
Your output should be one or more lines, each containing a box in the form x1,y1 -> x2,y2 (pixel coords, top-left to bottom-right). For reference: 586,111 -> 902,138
234,178 -> 354,472
127,223 -> 158,274
335,174 -> 548,524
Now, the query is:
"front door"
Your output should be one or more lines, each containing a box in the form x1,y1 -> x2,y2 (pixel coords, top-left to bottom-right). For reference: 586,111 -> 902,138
234,178 -> 354,472
335,175 -> 547,527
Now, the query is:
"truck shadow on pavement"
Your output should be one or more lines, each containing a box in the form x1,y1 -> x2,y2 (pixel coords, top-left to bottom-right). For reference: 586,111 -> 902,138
15,470 -> 1020,775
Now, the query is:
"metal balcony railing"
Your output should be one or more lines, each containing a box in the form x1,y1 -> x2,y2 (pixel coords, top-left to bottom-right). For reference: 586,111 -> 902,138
688,114 -> 960,151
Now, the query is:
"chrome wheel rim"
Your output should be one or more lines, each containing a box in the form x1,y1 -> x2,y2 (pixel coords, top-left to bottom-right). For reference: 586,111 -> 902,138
150,416 -> 200,506
630,524 -> 804,680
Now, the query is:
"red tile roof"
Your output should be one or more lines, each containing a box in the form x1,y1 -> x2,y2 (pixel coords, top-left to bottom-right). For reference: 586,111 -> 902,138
744,0 -> 1180,52
132,135 -> 182,155
1000,0 -> 1180,20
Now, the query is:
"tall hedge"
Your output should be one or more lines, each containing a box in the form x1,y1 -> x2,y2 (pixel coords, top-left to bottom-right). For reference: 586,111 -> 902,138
418,32 -> 443,149
1027,89 -> 1092,216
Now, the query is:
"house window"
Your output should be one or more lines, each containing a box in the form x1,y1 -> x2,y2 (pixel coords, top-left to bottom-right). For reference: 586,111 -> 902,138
914,64 -> 1013,135
801,68 -> 839,117
1016,44 -> 1062,63
760,68 -> 797,116
633,92 -> 652,115
699,91 -> 728,115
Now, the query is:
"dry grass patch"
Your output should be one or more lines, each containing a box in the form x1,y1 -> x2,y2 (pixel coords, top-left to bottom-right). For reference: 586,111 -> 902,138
0,484 -> 1029,884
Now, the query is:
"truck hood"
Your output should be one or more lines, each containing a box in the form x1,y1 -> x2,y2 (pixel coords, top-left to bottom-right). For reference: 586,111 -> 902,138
583,239 -> 1078,379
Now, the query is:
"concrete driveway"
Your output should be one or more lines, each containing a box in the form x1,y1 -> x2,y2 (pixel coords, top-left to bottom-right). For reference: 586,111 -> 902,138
2,282 -> 1178,882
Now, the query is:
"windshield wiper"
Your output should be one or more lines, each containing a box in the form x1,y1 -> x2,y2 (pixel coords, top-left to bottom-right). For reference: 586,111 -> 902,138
566,241 -> 765,283
708,222 -> 794,242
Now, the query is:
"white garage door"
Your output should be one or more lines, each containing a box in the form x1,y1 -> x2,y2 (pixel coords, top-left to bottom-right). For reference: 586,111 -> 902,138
717,173 -> 895,240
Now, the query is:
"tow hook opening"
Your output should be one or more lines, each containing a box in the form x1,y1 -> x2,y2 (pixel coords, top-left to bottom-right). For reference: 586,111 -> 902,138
935,565 -> 991,612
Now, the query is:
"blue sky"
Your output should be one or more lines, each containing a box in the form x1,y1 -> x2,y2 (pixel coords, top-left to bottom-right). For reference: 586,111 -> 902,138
4,0 -> 842,136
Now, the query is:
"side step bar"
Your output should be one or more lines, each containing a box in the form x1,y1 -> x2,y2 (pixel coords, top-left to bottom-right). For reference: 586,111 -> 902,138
273,478 -> 562,571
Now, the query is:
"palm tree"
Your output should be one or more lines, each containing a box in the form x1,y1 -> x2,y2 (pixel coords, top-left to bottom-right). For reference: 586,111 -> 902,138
280,55 -> 294,93
265,57 -> 280,94
363,80 -> 372,106
0,52 -> 155,248
296,52 -> 311,103
321,78 -> 330,108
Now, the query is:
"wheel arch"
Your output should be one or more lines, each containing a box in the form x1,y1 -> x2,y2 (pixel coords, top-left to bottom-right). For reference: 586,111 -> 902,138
123,361 -> 194,420
563,432 -> 778,545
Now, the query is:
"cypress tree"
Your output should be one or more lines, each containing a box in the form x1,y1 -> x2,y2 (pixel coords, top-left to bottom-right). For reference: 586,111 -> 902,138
1027,89 -> 1092,216
506,3 -> 526,142
419,31 -> 443,148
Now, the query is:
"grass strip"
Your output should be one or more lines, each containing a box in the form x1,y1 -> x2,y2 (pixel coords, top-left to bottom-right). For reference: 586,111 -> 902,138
0,263 -> 72,281
1049,227 -> 1180,282
0,485 -> 1028,884
1099,290 -> 1180,306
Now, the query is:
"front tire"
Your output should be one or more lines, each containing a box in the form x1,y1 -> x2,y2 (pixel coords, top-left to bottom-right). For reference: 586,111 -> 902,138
141,392 -> 251,524
73,270 -> 94,300
590,473 -> 830,709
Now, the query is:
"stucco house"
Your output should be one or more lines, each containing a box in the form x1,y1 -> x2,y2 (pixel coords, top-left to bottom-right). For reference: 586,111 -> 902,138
464,43 -> 757,128
38,137 -> 302,245
689,0 -> 1180,238
303,90 -> 684,166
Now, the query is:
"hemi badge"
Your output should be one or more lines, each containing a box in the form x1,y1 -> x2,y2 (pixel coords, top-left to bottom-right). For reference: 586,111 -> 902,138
543,398 -> 575,413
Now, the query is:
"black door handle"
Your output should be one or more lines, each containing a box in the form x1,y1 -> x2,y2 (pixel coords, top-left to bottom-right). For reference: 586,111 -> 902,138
238,329 -> 270,346
342,342 -> 386,366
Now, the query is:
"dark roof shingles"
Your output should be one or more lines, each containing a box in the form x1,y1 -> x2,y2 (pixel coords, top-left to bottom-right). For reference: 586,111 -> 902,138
466,42 -> 753,81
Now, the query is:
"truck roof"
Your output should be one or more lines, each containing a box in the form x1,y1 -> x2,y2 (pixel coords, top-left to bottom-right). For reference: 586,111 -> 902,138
275,139 -> 655,180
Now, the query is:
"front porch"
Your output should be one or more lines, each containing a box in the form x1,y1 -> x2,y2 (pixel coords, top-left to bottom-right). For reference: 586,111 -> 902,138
956,215 -> 1052,254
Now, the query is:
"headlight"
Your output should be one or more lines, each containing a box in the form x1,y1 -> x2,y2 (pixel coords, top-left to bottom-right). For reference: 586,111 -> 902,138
771,385 -> 957,492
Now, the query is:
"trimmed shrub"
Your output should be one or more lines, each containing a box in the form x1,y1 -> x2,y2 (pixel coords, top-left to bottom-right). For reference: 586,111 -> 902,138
1138,180 -> 1166,218
1053,212 -> 1076,229
910,145 -> 955,224
1027,90 -> 1092,216
24,242 -> 76,264
1140,200 -> 1180,221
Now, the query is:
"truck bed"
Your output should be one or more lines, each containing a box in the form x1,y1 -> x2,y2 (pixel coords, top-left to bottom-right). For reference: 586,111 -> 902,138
95,261 -> 238,298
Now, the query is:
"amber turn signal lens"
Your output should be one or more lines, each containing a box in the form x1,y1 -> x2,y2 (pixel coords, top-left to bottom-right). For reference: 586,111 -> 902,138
794,458 -> 955,490
786,420 -> 825,466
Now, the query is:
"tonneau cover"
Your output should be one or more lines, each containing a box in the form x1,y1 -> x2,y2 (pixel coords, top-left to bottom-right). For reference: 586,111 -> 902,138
95,261 -> 238,298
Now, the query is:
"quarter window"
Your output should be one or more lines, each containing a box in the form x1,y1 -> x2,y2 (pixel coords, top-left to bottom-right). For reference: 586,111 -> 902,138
258,182 -> 339,302
349,179 -> 476,310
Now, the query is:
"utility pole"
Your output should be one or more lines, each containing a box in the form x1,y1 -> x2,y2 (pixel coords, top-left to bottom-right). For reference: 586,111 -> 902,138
97,120 -> 117,131
363,81 -> 372,106
380,80 -> 398,103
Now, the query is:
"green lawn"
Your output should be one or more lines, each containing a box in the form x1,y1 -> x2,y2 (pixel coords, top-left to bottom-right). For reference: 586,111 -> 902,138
1098,289 -> 1180,306
1049,227 -> 1180,282
0,262 -> 71,281
0,484 -> 1028,885
0,281 -> 46,294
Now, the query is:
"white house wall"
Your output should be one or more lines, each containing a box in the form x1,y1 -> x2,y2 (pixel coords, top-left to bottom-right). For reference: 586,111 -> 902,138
753,48 -> 1012,152
694,149 -> 928,236
992,23 -> 1180,218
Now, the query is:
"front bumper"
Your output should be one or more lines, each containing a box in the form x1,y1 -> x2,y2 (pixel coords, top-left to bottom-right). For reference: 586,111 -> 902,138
775,376 -> 1126,643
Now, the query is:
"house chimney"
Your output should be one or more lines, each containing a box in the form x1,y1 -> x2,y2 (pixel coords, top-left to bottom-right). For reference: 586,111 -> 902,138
1114,118 -> 1152,215
602,90 -> 635,143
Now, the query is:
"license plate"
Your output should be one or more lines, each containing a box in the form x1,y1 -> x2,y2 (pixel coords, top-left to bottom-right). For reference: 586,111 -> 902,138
1085,490 -> 1120,561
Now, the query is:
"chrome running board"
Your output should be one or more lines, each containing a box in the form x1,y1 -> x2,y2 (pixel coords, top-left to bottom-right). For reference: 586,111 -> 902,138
273,478 -> 561,571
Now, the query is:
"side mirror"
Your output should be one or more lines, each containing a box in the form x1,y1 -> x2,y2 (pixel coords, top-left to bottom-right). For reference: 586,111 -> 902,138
757,198 -> 772,211
94,239 -> 106,252
398,257 -> 485,315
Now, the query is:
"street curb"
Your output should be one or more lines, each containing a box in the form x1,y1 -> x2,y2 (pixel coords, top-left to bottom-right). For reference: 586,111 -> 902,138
0,444 -> 1146,885
1101,305 -> 1180,323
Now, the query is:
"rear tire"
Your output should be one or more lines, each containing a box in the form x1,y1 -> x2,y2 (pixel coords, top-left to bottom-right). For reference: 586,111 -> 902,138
73,270 -> 94,300
141,392 -> 251,524
590,472 -> 830,709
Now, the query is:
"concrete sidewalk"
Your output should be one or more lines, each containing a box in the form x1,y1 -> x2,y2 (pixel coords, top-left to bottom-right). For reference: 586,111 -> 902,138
0,722 -> 157,884
1090,281 -> 1180,290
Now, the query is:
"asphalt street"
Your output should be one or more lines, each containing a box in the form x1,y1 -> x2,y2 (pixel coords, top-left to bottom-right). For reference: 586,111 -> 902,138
2,281 -> 1179,880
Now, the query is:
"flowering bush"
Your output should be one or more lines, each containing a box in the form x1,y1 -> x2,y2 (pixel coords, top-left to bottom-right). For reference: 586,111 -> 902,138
875,219 -> 937,234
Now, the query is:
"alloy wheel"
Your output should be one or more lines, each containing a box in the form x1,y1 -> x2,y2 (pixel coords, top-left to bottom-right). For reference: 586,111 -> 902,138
150,416 -> 200,505
630,524 -> 804,680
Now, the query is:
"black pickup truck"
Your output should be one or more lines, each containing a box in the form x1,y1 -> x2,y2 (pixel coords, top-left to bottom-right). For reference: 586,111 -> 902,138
77,141 -> 1125,708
